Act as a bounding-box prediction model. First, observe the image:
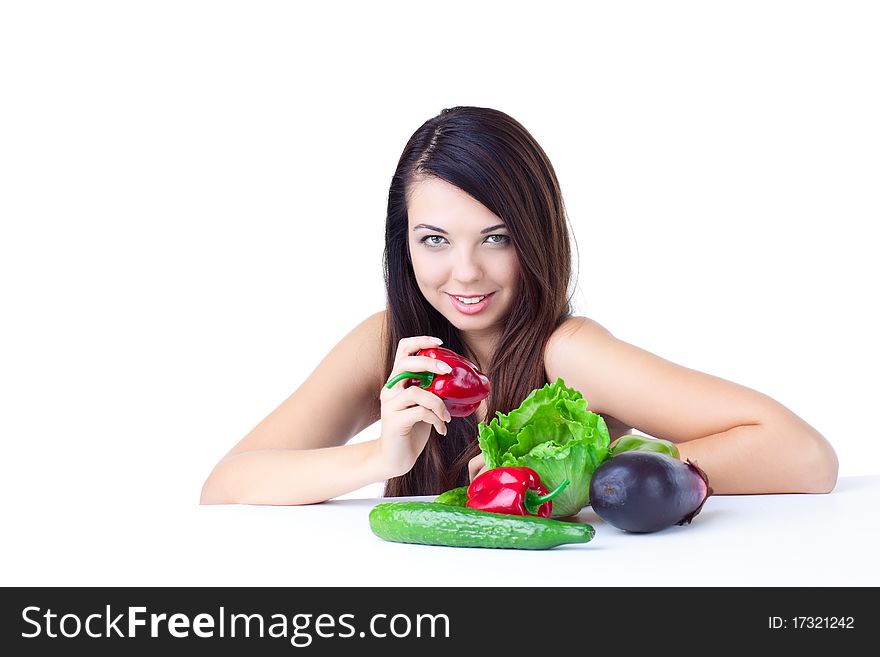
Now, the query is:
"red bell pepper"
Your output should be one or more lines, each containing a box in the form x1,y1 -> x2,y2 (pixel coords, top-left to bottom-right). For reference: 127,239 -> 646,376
384,347 -> 490,418
466,466 -> 570,518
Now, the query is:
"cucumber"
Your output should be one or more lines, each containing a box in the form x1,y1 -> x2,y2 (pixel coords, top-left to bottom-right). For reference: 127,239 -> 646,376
369,501 -> 595,550
433,485 -> 469,506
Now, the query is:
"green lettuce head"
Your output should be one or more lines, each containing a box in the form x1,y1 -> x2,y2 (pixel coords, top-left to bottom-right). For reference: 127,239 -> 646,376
477,378 -> 611,517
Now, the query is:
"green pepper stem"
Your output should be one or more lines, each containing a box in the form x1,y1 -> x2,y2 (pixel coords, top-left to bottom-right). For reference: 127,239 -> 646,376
524,479 -> 570,515
384,371 -> 435,389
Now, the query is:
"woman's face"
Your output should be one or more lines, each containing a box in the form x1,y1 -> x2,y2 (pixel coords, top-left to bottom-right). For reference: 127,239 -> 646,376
407,176 -> 520,336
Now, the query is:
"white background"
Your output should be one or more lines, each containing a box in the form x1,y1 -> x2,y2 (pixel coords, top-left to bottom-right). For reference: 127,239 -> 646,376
1,1 -> 878,583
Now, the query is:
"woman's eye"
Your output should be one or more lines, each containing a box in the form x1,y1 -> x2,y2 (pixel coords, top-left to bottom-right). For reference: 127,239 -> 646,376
421,235 -> 446,247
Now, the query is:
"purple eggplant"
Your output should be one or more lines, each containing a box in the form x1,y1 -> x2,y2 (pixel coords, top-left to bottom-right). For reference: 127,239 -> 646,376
588,451 -> 713,533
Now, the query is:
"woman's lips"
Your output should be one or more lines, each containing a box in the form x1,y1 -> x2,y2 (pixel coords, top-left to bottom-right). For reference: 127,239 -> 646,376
448,292 -> 495,315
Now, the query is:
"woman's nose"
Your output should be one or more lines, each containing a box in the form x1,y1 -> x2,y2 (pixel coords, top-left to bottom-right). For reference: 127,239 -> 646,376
452,250 -> 483,280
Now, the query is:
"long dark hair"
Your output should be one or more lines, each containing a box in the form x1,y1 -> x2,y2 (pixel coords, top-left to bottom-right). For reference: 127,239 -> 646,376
382,106 -> 578,496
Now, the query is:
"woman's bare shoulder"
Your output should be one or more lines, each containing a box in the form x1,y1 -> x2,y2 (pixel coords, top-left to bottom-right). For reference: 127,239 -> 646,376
221,309 -> 390,456
361,308 -> 389,383
545,315 -> 612,360
312,307 -> 389,426
544,314 -> 617,405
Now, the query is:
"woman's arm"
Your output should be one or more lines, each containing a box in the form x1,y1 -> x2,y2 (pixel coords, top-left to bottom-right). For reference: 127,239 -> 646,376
674,416 -> 837,495
200,440 -> 391,505
546,317 -> 838,495
200,311 -> 388,505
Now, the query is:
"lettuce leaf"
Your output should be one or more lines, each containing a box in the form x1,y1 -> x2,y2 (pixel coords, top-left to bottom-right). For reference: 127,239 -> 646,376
477,378 -> 611,517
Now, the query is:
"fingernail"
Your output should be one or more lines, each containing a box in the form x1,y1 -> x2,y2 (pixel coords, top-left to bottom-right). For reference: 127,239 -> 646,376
431,338 -> 443,344
439,363 -> 452,373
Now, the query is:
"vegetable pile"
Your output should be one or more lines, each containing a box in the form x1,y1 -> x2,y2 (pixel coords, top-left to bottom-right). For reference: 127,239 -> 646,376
370,359 -> 714,549
477,378 -> 610,517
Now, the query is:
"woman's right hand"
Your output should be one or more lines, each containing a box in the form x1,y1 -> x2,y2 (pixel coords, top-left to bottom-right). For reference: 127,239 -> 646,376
377,336 -> 453,478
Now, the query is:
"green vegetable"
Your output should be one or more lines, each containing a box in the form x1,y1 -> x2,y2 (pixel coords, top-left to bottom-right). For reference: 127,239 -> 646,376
609,434 -> 680,459
477,378 -> 610,517
434,485 -> 469,506
369,501 -> 595,550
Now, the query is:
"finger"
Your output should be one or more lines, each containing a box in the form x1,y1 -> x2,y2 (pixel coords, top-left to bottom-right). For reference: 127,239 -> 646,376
395,336 -> 443,361
397,355 -> 453,376
388,386 -> 452,423
400,404 -> 447,436
383,355 -> 451,393
379,382 -> 399,403
468,453 -> 486,482
409,385 -> 451,417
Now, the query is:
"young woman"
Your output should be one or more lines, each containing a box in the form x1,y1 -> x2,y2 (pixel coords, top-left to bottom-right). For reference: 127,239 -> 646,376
200,106 -> 838,505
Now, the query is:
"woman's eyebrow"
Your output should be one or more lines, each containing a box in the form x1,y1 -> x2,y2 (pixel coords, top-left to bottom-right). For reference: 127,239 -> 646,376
412,223 -> 507,234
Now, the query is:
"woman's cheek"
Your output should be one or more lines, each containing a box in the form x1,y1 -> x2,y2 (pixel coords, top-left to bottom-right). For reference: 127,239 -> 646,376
412,253 -> 449,286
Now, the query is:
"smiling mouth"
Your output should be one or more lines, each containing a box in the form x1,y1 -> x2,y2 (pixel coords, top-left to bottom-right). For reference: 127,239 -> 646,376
448,292 -> 493,303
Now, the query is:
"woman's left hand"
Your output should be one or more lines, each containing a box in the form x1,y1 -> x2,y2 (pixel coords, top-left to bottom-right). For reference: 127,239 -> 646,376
468,453 -> 489,482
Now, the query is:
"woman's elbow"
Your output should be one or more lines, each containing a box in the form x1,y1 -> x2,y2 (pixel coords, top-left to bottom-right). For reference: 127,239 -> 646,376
199,462 -> 235,505
200,480 -> 222,505
802,433 -> 839,494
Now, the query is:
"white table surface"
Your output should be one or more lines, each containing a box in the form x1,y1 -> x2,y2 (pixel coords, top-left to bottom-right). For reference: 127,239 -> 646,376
8,475 -> 878,587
